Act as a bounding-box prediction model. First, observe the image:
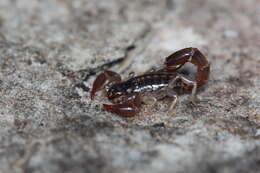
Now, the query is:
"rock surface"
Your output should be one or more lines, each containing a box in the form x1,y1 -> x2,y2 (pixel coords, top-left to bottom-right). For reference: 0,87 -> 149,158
0,0 -> 260,173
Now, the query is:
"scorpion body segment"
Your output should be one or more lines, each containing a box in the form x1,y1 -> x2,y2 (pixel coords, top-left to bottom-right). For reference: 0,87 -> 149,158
90,47 -> 210,117
107,73 -> 177,100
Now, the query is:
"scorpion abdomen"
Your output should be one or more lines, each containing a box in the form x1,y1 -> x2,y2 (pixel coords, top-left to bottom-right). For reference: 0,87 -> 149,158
128,73 -> 177,93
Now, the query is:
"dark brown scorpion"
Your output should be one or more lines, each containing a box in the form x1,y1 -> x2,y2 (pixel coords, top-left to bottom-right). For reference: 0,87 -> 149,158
90,47 -> 210,117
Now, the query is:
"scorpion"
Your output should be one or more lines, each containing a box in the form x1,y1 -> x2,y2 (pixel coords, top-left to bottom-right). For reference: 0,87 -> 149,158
90,47 -> 210,117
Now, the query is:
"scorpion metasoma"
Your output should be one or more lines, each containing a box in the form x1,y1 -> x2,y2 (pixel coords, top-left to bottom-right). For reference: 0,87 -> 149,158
90,47 -> 210,117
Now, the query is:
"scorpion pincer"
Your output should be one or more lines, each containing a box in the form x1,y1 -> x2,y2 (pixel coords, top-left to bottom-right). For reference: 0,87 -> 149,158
90,47 -> 210,117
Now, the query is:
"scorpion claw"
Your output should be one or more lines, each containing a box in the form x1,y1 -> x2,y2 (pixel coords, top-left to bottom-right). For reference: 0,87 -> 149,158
90,70 -> 121,100
90,72 -> 107,100
103,104 -> 139,117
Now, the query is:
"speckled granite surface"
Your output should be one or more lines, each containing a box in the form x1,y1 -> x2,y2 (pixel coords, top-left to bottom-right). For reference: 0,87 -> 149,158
0,0 -> 260,173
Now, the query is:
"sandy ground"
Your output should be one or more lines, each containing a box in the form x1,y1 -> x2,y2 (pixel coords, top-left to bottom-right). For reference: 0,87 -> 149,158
0,0 -> 260,173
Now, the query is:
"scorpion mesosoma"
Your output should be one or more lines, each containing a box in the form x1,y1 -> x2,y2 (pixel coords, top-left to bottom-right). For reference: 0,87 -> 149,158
90,47 -> 210,117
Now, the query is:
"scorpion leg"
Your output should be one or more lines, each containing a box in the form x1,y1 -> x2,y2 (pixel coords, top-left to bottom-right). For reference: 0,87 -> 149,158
103,94 -> 141,117
166,88 -> 178,111
168,75 -> 198,104
165,47 -> 210,87
90,70 -> 121,100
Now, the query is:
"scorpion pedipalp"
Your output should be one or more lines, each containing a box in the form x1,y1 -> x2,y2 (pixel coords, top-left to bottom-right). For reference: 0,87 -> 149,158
90,70 -> 121,100
103,94 -> 141,117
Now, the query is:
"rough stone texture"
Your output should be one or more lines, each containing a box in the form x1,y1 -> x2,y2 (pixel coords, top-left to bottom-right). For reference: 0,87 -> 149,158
0,0 -> 260,173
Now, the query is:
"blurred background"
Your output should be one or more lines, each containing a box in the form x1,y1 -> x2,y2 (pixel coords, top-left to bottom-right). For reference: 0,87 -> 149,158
0,0 -> 259,173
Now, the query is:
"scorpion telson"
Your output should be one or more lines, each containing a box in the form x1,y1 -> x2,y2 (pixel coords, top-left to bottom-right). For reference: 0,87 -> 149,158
90,47 -> 210,117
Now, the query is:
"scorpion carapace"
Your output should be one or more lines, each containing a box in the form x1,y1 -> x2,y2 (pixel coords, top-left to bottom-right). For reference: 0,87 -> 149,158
90,47 -> 210,117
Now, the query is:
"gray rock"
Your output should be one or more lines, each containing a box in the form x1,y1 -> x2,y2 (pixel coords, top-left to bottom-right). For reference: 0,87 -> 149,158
0,0 -> 259,173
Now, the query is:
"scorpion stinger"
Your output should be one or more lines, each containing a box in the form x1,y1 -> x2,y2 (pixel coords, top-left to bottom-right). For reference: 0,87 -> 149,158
165,47 -> 210,87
